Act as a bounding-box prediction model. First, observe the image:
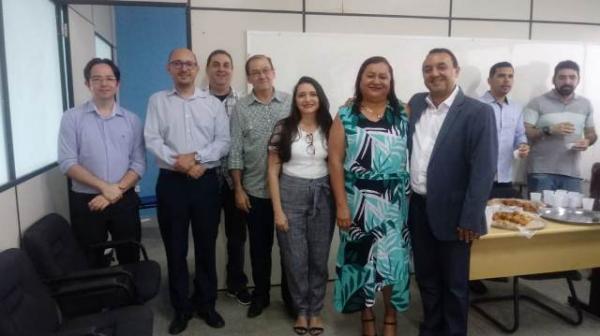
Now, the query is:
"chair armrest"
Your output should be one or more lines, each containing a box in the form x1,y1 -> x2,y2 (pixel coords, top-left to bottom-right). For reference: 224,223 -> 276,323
44,267 -> 134,285
89,240 -> 149,261
51,277 -> 134,298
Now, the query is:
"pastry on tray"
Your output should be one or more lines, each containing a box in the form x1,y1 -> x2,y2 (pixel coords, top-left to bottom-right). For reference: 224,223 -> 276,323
491,210 -> 546,231
487,198 -> 543,213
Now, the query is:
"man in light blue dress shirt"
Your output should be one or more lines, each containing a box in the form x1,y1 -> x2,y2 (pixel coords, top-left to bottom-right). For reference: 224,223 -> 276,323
58,58 -> 145,267
145,48 -> 230,334
479,61 -> 529,198
471,62 -> 529,295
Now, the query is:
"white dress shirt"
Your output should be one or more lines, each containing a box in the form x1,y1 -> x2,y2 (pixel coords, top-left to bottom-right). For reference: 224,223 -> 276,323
410,86 -> 459,195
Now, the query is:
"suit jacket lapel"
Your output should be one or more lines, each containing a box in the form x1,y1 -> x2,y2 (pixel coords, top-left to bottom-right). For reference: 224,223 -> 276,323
408,95 -> 427,154
429,89 -> 465,162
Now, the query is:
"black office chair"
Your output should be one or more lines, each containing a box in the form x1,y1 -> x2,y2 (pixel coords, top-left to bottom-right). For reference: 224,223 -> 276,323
22,213 -> 160,317
0,248 -> 154,336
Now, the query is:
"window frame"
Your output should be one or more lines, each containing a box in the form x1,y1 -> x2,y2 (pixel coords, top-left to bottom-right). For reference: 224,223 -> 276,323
0,0 -> 68,192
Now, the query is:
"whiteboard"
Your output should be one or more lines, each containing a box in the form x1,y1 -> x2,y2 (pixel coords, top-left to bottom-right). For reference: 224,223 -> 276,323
247,31 -> 600,182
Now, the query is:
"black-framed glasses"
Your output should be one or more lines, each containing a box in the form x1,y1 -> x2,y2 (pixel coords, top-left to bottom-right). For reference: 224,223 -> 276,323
304,133 -> 315,155
169,60 -> 197,69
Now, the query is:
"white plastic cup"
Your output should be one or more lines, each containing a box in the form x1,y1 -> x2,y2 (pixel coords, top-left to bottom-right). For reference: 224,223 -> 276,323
567,192 -> 583,208
530,192 -> 542,202
543,190 -> 555,206
554,193 -> 568,208
582,198 -> 595,211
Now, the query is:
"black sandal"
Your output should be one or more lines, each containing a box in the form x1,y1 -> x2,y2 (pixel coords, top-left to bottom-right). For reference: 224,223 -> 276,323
362,317 -> 377,336
308,326 -> 324,336
293,326 -> 308,335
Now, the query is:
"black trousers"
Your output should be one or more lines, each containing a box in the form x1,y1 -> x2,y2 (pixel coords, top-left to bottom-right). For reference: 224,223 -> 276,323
408,193 -> 471,336
245,195 -> 293,309
221,182 -> 249,292
71,189 -> 141,267
245,195 -> 275,303
156,169 -> 220,314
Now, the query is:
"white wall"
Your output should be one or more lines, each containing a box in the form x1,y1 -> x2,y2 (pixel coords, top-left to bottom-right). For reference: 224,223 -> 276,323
69,5 -> 115,106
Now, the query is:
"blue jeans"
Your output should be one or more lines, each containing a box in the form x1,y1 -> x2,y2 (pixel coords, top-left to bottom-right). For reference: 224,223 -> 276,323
527,173 -> 582,193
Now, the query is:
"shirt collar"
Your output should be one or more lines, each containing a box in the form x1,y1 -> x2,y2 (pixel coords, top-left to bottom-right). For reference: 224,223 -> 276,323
167,87 -> 207,100
86,100 -> 122,117
482,90 -> 510,105
548,89 -> 578,103
205,86 -> 238,99
248,88 -> 283,106
425,85 -> 459,111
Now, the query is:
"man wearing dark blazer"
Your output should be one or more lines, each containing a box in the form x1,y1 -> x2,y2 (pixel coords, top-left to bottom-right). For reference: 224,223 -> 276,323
407,48 -> 498,336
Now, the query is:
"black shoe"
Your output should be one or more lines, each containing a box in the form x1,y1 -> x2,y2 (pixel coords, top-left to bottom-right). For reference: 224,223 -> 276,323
198,309 -> 225,328
168,312 -> 192,335
247,299 -> 270,318
227,289 -> 252,305
469,280 -> 488,294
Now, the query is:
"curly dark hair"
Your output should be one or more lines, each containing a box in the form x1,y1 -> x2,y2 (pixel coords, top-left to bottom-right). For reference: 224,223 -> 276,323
269,76 -> 332,163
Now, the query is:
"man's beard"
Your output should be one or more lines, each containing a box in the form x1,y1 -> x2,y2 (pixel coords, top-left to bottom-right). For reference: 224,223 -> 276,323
557,85 -> 574,97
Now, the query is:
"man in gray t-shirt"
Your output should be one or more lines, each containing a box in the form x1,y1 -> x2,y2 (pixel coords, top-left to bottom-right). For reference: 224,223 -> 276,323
524,60 -> 597,192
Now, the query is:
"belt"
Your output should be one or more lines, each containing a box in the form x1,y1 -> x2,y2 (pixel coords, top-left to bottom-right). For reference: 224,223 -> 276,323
159,168 -> 217,177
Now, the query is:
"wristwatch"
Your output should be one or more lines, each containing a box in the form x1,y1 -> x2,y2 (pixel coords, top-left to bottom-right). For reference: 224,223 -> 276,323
542,126 -> 551,136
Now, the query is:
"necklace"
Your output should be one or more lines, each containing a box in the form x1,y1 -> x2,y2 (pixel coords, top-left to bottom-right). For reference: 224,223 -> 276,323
360,104 -> 383,120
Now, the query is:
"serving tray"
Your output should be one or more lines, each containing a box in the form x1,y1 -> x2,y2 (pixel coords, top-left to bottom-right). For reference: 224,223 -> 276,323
539,207 -> 600,225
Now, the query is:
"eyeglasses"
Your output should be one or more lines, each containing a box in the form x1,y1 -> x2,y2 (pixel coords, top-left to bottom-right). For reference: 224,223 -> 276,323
90,76 -> 117,84
304,133 -> 315,155
248,67 -> 272,78
169,60 -> 197,69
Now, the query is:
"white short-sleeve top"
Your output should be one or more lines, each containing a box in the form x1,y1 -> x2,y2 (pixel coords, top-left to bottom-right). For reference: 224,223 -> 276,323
282,128 -> 328,179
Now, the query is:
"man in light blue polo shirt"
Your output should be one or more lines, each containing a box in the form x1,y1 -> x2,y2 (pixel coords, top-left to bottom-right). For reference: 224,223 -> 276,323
479,61 -> 529,198
524,60 -> 597,192
58,58 -> 145,267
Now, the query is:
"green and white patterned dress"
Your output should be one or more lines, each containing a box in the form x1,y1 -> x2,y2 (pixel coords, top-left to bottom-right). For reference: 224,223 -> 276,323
333,104 -> 411,313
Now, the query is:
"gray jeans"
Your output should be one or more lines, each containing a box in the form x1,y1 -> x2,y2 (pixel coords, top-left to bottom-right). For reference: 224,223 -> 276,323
277,174 -> 335,317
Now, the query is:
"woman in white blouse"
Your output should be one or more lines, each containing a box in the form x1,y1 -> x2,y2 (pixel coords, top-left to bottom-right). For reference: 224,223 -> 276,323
268,76 -> 334,336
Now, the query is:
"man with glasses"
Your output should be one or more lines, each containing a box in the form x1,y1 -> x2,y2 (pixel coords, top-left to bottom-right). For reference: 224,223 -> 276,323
58,58 -> 145,268
145,48 -> 230,334
229,54 -> 292,318
204,49 -> 251,306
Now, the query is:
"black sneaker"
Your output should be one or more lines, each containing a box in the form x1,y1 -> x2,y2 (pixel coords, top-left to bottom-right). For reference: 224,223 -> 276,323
227,289 -> 252,305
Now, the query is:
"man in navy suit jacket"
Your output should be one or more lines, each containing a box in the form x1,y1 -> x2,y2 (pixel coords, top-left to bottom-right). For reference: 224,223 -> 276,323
407,48 -> 498,336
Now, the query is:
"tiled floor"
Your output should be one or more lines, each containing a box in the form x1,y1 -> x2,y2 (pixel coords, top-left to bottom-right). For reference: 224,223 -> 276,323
140,219 -> 600,336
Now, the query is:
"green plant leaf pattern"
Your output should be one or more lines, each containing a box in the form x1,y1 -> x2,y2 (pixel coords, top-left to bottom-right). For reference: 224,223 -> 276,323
334,105 -> 411,313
